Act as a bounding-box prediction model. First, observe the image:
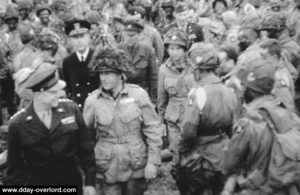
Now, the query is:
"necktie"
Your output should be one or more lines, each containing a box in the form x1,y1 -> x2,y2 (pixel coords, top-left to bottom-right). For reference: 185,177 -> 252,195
81,56 -> 84,62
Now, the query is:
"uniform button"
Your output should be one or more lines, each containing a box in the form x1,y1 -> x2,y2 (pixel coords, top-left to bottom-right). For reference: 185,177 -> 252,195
76,83 -> 79,87
78,104 -> 82,108
77,93 -> 81,97
87,82 -> 90,86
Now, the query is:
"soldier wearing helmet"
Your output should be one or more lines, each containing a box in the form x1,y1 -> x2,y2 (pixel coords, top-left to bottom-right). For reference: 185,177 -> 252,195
35,4 -> 52,29
83,47 -> 162,195
158,28 -> 195,164
175,50 -> 238,195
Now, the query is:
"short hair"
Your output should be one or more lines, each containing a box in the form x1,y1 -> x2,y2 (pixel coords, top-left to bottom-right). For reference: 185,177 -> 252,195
212,0 -> 228,9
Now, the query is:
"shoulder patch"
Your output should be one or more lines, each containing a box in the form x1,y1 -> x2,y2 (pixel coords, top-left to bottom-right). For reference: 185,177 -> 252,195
10,108 -> 25,120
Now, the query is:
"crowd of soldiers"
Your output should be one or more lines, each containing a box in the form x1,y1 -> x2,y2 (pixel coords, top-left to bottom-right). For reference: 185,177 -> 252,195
0,0 -> 300,195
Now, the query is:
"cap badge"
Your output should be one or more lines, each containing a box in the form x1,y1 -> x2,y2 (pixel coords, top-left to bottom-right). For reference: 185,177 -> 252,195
171,35 -> 177,40
74,23 -> 80,30
128,24 -> 132,28
196,56 -> 203,64
27,116 -> 33,121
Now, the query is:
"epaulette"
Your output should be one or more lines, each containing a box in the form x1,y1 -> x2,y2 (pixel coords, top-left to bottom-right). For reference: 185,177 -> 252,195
59,98 -> 73,103
10,108 -> 25,120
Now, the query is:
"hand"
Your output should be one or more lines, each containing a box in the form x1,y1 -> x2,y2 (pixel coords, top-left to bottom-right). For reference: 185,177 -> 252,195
84,186 -> 96,195
144,163 -> 158,180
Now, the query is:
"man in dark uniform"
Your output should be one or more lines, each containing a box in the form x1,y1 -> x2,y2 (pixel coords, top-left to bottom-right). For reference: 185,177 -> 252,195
62,19 -> 99,109
162,2 -> 203,41
4,62 -> 96,195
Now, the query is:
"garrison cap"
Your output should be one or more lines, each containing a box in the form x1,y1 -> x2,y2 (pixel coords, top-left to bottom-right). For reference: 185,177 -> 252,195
164,28 -> 189,50
65,19 -> 91,36
25,63 -> 66,92
85,10 -> 101,24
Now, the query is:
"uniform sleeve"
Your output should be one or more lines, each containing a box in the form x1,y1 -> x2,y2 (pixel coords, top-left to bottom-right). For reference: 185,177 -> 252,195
4,121 -> 25,185
179,99 -> 201,153
147,47 -> 158,104
222,118 -> 252,175
74,104 -> 96,186
138,89 -> 163,166
151,29 -> 164,64
157,67 -> 168,123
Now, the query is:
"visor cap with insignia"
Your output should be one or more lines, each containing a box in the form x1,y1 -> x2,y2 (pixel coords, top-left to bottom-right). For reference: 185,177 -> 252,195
25,62 -> 66,92
123,15 -> 144,32
164,28 -> 189,50
175,2 -> 189,13
65,19 -> 91,36
91,47 -> 130,75
128,6 -> 146,18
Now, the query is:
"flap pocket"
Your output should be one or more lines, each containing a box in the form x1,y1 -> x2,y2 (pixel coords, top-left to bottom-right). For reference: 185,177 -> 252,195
120,103 -> 141,123
164,77 -> 178,95
130,141 -> 147,170
95,145 -> 113,173
96,109 -> 113,126
135,60 -> 148,69
21,135 -> 41,146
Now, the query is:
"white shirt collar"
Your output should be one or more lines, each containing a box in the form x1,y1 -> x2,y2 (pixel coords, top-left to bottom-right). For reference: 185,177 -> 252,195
76,48 -> 90,62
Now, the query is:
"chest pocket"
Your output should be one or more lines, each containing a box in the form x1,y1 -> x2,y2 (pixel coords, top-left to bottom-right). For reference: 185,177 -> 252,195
95,108 -> 114,132
119,101 -> 142,133
21,134 -> 42,147
164,77 -> 178,95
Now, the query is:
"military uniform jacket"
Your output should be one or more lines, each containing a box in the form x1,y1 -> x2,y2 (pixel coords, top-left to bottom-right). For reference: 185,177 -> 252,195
157,57 -> 195,123
118,41 -> 158,103
83,84 -> 162,183
62,49 -> 99,109
5,100 -> 96,186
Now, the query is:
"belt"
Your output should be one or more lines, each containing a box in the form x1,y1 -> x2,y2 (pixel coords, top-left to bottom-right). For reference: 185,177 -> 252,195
98,134 -> 142,144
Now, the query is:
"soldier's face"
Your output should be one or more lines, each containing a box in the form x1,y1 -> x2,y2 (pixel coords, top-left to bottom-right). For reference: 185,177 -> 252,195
70,33 -> 90,53
19,9 -> 30,20
6,19 -> 18,31
39,10 -> 50,24
214,2 -> 227,15
38,90 -> 61,108
167,44 -> 185,61
99,72 -> 122,91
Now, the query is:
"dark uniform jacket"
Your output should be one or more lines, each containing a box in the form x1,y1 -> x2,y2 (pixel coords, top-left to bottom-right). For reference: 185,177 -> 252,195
62,49 -> 99,109
118,41 -> 158,103
5,99 -> 96,188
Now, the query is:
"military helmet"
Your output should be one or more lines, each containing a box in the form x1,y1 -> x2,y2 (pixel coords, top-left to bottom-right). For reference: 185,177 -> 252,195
161,0 -> 175,8
164,28 -> 189,50
91,47 -> 130,74
194,50 -> 220,70
36,4 -> 52,16
261,12 -> 286,31
35,33 -> 58,51
3,6 -> 19,23
18,0 -> 33,11
85,10 -> 101,25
